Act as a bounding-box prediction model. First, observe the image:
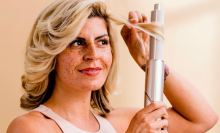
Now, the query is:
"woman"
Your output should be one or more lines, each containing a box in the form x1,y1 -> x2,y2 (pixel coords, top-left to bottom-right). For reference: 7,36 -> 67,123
7,0 -> 218,133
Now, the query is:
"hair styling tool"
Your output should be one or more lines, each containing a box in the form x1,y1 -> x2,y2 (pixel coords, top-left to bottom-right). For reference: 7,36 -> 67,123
144,4 -> 165,107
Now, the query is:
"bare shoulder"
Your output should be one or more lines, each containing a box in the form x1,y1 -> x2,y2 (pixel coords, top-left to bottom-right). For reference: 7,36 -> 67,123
106,107 -> 142,133
6,111 -> 58,133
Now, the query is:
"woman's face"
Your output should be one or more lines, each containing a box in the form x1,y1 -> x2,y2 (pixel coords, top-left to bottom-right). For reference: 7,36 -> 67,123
55,17 -> 112,91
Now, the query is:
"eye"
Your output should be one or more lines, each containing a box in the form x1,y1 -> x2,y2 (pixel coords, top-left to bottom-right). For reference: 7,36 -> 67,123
98,39 -> 108,45
69,40 -> 84,46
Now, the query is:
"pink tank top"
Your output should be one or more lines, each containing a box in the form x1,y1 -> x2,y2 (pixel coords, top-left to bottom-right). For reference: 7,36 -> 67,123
32,105 -> 117,133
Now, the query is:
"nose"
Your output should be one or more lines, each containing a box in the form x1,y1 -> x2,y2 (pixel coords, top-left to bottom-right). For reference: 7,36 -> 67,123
83,43 -> 100,61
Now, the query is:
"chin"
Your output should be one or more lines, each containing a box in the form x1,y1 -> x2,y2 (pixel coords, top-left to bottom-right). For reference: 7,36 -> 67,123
83,77 -> 106,90
87,83 -> 104,91
74,80 -> 105,91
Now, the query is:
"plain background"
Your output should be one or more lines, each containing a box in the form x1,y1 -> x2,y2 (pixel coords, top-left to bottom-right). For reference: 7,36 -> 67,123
0,0 -> 219,132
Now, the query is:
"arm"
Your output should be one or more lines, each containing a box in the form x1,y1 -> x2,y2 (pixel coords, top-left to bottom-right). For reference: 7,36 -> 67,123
121,11 -> 218,133
164,67 -> 218,133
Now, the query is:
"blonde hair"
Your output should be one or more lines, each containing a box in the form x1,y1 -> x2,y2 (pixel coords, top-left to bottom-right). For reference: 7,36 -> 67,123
21,0 -> 164,116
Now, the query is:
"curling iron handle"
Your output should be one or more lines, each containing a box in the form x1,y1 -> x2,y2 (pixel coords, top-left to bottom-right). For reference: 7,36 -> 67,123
144,59 -> 164,106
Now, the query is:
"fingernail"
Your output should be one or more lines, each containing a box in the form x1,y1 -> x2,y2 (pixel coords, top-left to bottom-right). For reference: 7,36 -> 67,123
144,20 -> 147,23
126,24 -> 131,29
129,18 -> 138,22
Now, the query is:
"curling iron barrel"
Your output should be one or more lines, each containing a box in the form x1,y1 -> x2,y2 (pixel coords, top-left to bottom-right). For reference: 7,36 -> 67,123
144,4 -> 165,107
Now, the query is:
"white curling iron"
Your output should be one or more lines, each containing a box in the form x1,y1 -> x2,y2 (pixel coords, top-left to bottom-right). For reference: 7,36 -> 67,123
145,4 -> 165,107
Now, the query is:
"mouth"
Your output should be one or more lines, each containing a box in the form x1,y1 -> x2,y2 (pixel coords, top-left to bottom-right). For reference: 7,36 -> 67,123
79,67 -> 102,76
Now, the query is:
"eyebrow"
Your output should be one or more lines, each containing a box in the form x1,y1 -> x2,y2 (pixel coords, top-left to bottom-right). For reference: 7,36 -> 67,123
95,34 -> 109,40
75,34 -> 109,41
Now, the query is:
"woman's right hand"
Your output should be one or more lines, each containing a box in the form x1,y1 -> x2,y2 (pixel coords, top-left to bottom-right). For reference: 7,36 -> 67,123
126,102 -> 169,133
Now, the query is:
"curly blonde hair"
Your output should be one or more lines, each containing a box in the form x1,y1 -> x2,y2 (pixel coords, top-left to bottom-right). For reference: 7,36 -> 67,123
21,0 -> 164,116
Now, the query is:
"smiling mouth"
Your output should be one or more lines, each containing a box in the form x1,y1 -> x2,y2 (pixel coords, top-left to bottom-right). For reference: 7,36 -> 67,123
79,67 -> 102,76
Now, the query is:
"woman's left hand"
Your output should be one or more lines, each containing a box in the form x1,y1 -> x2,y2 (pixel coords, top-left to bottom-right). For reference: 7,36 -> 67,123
121,11 -> 149,68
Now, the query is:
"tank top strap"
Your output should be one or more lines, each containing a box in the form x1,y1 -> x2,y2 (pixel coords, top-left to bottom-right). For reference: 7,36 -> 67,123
92,113 -> 117,133
31,105 -> 117,133
32,105 -> 90,133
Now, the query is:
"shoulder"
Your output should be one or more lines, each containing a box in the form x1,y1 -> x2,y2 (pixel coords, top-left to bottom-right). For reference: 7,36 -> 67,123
105,107 -> 141,133
6,111 -> 57,133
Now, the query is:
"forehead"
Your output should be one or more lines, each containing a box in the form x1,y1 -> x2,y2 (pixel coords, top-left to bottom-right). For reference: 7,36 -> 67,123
78,17 -> 108,37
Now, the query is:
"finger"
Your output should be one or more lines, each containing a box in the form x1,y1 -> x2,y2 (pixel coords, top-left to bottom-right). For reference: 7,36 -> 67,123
156,119 -> 168,131
120,24 -> 137,46
143,107 -> 168,123
161,125 -> 169,131
141,13 -> 148,23
135,11 -> 143,23
159,130 -> 168,133
140,102 -> 168,114
129,11 -> 138,24
145,119 -> 168,132
125,23 -> 131,29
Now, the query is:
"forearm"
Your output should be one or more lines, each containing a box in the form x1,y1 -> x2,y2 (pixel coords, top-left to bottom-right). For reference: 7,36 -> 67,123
164,66 -> 218,126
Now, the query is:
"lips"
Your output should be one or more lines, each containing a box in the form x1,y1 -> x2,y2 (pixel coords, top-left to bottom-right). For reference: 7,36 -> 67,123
79,67 -> 102,76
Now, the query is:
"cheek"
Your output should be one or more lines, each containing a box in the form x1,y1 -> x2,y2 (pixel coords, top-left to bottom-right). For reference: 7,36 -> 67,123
102,49 -> 113,69
56,51 -> 80,75
57,53 -> 72,69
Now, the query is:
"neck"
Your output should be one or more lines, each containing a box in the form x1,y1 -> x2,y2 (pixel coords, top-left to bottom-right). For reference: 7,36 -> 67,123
44,80 -> 93,121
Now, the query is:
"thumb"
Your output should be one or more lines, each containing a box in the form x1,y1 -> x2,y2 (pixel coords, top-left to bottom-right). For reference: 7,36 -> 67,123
130,25 -> 138,41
